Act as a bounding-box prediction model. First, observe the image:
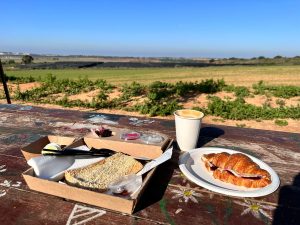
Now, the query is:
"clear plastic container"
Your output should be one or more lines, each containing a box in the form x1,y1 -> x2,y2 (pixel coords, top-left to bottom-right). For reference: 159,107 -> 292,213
140,133 -> 164,144
108,174 -> 142,195
120,131 -> 141,141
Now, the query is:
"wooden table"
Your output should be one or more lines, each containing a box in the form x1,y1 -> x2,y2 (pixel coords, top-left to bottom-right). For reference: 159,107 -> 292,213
0,104 -> 299,225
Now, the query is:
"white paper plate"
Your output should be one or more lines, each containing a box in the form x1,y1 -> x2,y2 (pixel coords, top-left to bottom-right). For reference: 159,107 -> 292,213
179,147 -> 280,197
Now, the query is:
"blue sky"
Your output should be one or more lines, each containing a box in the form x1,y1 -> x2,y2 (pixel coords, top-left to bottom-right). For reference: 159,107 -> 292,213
1,0 -> 299,58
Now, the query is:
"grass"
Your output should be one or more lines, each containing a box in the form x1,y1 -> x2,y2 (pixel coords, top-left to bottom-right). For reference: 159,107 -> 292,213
3,64 -> 300,119
5,65 -> 300,86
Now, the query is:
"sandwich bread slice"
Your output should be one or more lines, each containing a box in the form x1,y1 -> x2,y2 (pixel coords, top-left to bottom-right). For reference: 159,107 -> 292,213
65,152 -> 143,191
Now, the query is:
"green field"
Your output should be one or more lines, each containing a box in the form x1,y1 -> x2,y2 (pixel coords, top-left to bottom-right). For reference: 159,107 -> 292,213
2,64 -> 300,124
6,65 -> 300,86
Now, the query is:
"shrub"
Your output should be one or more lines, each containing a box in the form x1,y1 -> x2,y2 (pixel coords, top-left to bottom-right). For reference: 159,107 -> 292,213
272,86 -> 300,98
133,100 -> 182,116
275,119 -> 288,126
97,90 -> 108,102
6,75 -> 36,83
207,96 -> 300,120
147,81 -> 175,101
22,55 -> 33,64
94,79 -> 114,91
44,73 -> 56,83
174,81 -> 196,96
223,85 -> 250,97
252,80 -> 266,95
121,82 -> 145,99
196,79 -> 225,94
253,81 -> 300,98
274,55 -> 283,59
276,99 -> 286,107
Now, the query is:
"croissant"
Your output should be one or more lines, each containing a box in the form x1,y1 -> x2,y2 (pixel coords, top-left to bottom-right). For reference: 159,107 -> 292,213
201,152 -> 271,188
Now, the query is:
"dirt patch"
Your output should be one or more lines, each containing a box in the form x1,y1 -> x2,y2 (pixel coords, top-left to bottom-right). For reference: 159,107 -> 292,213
108,89 -> 121,100
4,82 -> 41,92
68,90 -> 99,102
67,89 -> 122,102
181,91 -> 235,109
214,91 -> 236,100
245,95 -> 300,107
48,93 -> 65,101
181,94 -> 208,109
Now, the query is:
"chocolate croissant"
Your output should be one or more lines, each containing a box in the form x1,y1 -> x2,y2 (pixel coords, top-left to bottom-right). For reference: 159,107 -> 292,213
202,152 -> 271,188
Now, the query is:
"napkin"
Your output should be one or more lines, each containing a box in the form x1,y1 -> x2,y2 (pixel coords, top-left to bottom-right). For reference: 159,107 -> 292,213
28,156 -> 75,181
28,154 -> 105,181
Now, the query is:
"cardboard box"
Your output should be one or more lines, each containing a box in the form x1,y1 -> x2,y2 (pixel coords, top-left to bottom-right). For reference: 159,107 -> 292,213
23,166 -> 155,214
22,135 -> 172,214
84,127 -> 170,160
68,137 -> 169,160
21,135 -> 76,161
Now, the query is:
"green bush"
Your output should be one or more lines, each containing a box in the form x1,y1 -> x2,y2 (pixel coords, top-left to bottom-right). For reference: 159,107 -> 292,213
253,81 -> 300,98
94,79 -> 114,91
196,79 -> 225,93
275,119 -> 288,126
207,96 -> 300,120
173,79 -> 225,96
223,85 -> 250,97
276,99 -> 286,107
252,80 -> 266,95
174,81 -> 196,96
6,75 -> 36,83
121,82 -> 145,99
147,81 -> 175,101
97,90 -> 108,102
133,100 -> 182,116
13,75 -> 116,102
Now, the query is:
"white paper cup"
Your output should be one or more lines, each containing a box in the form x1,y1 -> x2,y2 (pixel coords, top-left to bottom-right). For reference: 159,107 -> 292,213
174,109 -> 204,151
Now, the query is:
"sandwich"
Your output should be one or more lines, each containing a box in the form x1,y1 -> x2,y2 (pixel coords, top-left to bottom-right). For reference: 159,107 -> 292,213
201,152 -> 271,188
65,152 -> 143,192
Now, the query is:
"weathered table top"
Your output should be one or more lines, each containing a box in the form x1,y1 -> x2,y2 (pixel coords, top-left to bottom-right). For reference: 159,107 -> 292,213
0,104 -> 299,225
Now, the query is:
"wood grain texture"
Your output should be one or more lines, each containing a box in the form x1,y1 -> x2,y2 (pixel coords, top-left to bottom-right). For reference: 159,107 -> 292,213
0,103 -> 300,225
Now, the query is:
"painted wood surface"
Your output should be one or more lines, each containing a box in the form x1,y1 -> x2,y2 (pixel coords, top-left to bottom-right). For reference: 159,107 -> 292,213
0,104 -> 299,225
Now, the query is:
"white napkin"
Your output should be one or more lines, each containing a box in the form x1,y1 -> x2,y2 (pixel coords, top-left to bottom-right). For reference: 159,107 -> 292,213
28,155 -> 105,181
28,156 -> 75,181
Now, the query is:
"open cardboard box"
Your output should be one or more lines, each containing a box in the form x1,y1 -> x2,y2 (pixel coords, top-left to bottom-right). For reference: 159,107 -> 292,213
68,136 -> 169,160
22,135 -> 173,214
21,135 -> 76,161
85,127 -> 170,160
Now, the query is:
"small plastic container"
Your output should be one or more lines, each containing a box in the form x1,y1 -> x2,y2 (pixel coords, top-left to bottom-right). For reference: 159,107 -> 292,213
120,131 -> 141,141
140,133 -> 164,144
108,174 -> 142,196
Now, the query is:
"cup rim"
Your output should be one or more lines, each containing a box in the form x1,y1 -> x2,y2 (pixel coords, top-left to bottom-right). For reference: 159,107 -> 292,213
174,109 -> 204,120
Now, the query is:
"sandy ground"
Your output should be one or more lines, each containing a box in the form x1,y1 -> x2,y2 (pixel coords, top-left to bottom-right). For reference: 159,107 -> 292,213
1,82 -> 299,133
